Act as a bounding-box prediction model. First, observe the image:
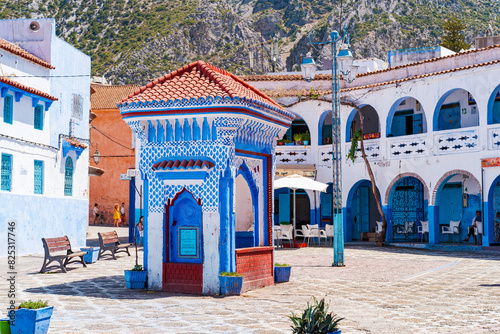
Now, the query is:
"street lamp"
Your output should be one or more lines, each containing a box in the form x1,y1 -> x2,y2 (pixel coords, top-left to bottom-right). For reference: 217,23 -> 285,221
300,28 -> 358,267
92,147 -> 101,165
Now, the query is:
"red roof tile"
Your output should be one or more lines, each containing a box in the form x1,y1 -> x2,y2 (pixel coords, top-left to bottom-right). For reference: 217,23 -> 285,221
0,38 -> 54,69
119,61 -> 290,118
0,76 -> 57,101
91,84 -> 141,110
65,138 -> 87,149
152,159 -> 215,171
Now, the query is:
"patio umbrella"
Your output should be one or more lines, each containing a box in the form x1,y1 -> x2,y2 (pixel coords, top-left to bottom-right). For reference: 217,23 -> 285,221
274,174 -> 328,242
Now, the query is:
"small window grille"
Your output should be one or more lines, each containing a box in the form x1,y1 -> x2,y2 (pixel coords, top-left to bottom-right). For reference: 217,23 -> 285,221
34,160 -> 43,194
1,153 -> 12,191
3,94 -> 13,124
64,157 -> 73,196
72,94 -> 83,120
34,104 -> 43,130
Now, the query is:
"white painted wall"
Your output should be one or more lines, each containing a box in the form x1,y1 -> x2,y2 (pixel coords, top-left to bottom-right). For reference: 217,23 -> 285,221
202,212 -> 220,295
235,174 -> 253,231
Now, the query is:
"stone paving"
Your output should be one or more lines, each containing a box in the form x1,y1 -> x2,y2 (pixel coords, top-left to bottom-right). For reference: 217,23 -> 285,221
1,226 -> 500,333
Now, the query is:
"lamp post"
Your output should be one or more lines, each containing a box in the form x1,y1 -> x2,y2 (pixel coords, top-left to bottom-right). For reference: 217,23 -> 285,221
301,28 -> 358,267
92,147 -> 101,165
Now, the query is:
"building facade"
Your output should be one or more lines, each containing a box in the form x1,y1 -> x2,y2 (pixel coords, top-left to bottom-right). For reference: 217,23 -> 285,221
243,44 -> 500,248
0,19 -> 91,256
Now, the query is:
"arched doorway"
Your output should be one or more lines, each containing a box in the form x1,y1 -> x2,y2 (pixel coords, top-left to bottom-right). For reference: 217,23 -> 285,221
387,97 -> 427,137
319,183 -> 333,227
235,164 -> 258,248
319,111 -> 332,145
434,171 -> 481,243
346,180 -> 381,241
487,84 -> 500,124
282,117 -> 311,145
345,105 -> 380,142
434,89 -> 479,131
390,176 -> 427,242
274,187 -> 311,231
488,176 -> 500,243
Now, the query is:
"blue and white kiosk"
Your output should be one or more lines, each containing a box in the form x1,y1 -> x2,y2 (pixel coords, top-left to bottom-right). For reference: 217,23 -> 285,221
119,61 -> 293,294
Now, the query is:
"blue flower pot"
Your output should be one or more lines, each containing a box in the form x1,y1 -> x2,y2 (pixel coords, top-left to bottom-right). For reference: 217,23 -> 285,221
219,275 -> 243,296
124,270 -> 147,289
80,247 -> 99,264
10,306 -> 53,334
274,266 -> 291,283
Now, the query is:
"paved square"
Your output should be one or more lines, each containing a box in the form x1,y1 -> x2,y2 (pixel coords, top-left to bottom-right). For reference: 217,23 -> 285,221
2,237 -> 500,333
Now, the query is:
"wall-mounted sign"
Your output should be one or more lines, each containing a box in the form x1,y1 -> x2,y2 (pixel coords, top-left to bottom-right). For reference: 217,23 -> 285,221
120,174 -> 131,180
178,227 -> 199,259
481,157 -> 500,168
127,169 -> 140,177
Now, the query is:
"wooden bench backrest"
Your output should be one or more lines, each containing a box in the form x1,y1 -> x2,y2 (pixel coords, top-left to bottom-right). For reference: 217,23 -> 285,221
44,236 -> 71,252
100,231 -> 119,244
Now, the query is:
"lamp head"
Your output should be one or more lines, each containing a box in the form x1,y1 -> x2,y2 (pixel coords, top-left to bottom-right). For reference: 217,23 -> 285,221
337,48 -> 354,75
93,148 -> 101,165
300,55 -> 317,82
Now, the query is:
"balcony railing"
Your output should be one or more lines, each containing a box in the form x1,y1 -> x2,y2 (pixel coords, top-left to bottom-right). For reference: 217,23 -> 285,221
433,128 -> 479,155
388,134 -> 430,159
344,139 -> 381,163
275,145 -> 312,165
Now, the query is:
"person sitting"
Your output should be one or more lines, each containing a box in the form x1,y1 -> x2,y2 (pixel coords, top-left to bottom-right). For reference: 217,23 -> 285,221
494,212 -> 500,243
136,216 -> 144,245
463,210 -> 481,243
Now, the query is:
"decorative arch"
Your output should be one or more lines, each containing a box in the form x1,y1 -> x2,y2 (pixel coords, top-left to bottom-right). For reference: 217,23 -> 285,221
318,109 -> 332,145
385,172 -> 429,204
487,83 -> 500,124
236,161 -> 259,246
345,104 -> 380,142
64,156 -> 74,196
431,169 -> 481,205
433,88 -> 479,131
282,111 -> 312,144
386,96 -> 427,137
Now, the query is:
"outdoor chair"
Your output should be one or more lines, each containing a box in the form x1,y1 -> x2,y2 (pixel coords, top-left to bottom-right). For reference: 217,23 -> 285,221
442,220 -> 460,242
474,221 -> 483,245
307,224 -> 321,246
395,221 -> 414,239
295,225 -> 312,245
417,221 -> 429,242
278,224 -> 293,248
375,221 -> 383,241
321,224 -> 333,245
273,225 -> 281,248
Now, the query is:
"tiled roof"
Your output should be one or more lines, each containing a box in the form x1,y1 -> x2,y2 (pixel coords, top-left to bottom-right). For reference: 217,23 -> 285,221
0,76 -> 57,101
240,44 -> 500,82
152,159 -> 215,171
90,84 -> 141,110
65,138 -> 87,149
119,61 -> 290,117
0,38 -> 54,69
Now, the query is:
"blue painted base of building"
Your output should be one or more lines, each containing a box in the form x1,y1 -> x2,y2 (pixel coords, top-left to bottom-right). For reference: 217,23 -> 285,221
389,242 -> 483,251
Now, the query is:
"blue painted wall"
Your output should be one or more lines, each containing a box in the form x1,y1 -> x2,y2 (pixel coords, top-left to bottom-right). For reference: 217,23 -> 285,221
0,193 -> 87,256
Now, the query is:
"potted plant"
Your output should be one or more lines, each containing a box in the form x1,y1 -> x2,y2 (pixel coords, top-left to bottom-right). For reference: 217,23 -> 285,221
124,243 -> 147,289
283,139 -> 294,146
10,300 -> 53,334
219,271 -> 244,296
277,139 -> 285,145
274,263 -> 291,283
289,297 -> 343,334
302,131 -> 310,145
293,133 -> 303,145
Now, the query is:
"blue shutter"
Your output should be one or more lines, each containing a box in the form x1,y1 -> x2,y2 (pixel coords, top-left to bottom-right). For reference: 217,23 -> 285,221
34,104 -> 43,130
34,160 -> 44,194
1,154 -> 12,191
3,95 -> 13,124
493,101 -> 500,124
64,157 -> 73,196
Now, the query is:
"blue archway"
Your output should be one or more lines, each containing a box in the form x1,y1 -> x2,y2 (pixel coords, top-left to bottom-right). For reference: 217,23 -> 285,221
433,88 -> 479,131
345,104 -> 380,142
345,180 -> 381,241
486,175 -> 500,244
318,109 -> 332,145
487,83 -> 500,124
236,161 -> 259,247
386,96 -> 427,137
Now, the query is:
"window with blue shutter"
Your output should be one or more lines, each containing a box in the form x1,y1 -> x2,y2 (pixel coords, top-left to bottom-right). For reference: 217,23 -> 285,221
1,154 -> 12,191
34,104 -> 43,130
3,94 -> 13,124
64,157 -> 73,196
34,160 -> 43,194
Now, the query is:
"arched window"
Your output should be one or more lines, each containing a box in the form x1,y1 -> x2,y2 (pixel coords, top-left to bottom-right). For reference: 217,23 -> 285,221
64,157 -> 73,196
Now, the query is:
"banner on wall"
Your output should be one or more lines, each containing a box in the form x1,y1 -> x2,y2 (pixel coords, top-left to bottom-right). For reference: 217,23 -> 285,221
481,158 -> 500,168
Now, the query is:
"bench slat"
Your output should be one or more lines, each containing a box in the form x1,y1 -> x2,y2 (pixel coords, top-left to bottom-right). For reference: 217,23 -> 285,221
47,240 -> 70,247
102,238 -> 119,244
49,246 -> 71,252
45,236 -> 68,242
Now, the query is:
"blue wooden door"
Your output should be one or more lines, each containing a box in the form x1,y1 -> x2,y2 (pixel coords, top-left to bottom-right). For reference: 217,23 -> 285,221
437,186 -> 462,227
279,193 -> 290,223
438,103 -> 460,130
169,193 -> 203,264
492,100 -> 500,124
352,187 -> 369,240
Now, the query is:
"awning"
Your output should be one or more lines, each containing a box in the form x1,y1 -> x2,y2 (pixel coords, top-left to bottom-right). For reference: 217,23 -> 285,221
89,166 -> 105,177
275,164 -> 316,178
62,138 -> 87,160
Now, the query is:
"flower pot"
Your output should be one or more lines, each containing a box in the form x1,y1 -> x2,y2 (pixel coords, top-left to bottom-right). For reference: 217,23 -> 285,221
124,270 -> 147,289
277,141 -> 284,146
80,247 -> 99,264
1,318 -> 11,334
10,306 -> 53,334
274,266 -> 291,283
219,275 -> 243,296
303,140 -> 309,145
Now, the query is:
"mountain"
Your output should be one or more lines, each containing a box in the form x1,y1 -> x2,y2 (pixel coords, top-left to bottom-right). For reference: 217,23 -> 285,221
1,0 -> 499,85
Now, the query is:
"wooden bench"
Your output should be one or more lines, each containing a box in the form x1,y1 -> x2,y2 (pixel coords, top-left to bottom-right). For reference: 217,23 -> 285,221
98,231 -> 132,260
40,236 -> 87,273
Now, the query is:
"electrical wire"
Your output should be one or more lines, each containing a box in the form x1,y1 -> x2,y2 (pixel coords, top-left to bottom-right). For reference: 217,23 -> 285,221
91,125 -> 134,151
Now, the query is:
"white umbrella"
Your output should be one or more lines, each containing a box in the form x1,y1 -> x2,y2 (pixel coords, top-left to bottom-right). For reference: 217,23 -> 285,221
274,174 -> 328,242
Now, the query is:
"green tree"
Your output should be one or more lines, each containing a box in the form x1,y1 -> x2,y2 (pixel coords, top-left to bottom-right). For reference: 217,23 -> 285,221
441,15 -> 471,52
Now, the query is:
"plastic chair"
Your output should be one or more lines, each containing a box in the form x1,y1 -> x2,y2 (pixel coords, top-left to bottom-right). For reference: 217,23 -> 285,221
375,221 -> 383,240
308,225 -> 320,246
474,221 -> 483,245
417,221 -> 429,242
273,225 -> 281,248
442,220 -> 460,242
278,224 -> 293,247
295,225 -> 312,245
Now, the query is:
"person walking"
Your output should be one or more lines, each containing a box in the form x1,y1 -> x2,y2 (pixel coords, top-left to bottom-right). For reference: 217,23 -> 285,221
113,204 -> 121,227
463,210 -> 481,243
120,202 -> 126,226
93,203 -> 100,225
